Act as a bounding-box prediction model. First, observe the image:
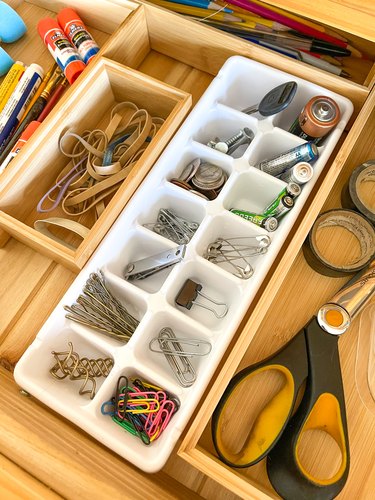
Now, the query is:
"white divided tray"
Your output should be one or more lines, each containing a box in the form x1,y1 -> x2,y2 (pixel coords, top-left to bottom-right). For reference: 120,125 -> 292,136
14,56 -> 353,472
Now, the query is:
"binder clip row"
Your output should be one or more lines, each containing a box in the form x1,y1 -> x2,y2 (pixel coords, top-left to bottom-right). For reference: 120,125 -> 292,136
175,279 -> 229,318
149,327 -> 212,387
143,208 -> 199,244
204,235 -> 271,279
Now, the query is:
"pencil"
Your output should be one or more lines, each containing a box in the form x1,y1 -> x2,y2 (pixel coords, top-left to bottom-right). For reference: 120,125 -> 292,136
37,78 -> 69,122
164,0 -> 233,13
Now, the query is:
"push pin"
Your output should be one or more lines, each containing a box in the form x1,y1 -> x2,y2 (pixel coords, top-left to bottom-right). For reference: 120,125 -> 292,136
175,279 -> 228,318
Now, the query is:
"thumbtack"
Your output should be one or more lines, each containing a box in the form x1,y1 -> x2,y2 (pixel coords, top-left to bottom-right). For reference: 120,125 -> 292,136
175,279 -> 228,318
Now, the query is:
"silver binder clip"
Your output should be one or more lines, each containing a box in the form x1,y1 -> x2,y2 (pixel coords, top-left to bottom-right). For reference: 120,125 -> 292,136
123,245 -> 186,280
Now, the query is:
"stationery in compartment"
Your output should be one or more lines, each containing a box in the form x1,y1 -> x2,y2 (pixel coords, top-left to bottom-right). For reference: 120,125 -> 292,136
0,56 -> 191,270
15,55 -> 353,473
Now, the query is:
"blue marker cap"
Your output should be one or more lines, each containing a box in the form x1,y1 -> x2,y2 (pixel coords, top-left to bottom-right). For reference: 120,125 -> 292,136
0,1 -> 27,43
0,47 -> 14,77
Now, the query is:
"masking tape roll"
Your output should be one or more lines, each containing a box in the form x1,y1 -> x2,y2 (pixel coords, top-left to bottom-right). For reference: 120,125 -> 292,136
303,209 -> 375,277
341,160 -> 375,224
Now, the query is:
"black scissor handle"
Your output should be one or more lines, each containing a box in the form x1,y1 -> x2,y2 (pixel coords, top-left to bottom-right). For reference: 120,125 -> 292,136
212,329 -> 308,468
267,317 -> 350,500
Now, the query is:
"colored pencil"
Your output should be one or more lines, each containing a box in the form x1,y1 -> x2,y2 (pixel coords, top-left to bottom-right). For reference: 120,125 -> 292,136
224,0 -> 349,48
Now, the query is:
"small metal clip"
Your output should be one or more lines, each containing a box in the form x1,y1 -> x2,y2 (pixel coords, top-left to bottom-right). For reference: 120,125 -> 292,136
175,279 -> 228,318
204,235 -> 271,279
149,327 -> 211,387
123,245 -> 186,280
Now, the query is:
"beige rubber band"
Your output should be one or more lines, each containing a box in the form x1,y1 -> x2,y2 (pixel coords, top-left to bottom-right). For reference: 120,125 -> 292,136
34,218 -> 90,251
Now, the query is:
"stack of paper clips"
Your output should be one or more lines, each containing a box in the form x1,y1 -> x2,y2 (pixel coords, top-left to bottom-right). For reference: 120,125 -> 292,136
101,376 -> 180,444
149,327 -> 212,387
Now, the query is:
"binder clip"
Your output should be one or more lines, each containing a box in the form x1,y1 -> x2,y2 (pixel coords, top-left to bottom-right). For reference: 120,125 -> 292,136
175,279 -> 228,318
124,245 -> 186,280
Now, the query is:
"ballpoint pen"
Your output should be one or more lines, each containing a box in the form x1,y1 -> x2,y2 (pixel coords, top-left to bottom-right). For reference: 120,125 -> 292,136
259,40 -> 350,77
147,0 -> 242,21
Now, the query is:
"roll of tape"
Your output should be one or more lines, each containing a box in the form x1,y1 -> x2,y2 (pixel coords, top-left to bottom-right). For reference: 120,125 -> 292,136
341,160 -> 375,224
303,209 -> 375,277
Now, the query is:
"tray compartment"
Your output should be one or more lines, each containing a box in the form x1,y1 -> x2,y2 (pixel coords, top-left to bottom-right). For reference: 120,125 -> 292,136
0,56 -> 191,270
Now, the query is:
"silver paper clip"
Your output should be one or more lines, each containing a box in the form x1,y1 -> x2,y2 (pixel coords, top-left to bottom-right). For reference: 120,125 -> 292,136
175,279 -> 228,318
149,327 -> 211,387
204,235 -> 271,279
123,245 -> 186,281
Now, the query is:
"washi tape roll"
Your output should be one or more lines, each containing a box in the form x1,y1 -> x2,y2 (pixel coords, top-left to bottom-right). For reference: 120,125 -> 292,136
303,209 -> 375,277
341,160 -> 375,224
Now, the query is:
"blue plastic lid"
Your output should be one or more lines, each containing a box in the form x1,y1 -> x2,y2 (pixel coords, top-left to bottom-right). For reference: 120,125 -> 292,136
0,1 -> 27,43
0,47 -> 14,77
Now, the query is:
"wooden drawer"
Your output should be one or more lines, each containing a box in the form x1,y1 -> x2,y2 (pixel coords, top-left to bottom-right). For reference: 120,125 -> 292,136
179,89 -> 375,498
0,0 -> 374,497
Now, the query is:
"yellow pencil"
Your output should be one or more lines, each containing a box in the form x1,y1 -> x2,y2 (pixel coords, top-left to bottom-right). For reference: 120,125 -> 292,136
147,0 -> 243,21
0,61 -> 26,114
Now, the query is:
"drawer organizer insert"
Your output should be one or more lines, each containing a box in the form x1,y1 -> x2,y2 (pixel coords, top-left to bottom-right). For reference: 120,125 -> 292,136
14,55 -> 353,473
0,1 -> 371,272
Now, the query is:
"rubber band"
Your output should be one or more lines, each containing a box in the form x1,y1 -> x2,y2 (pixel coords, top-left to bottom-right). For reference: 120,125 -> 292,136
35,101 -> 164,249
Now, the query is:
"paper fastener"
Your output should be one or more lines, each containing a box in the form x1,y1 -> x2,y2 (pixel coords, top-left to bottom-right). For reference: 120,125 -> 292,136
175,279 -> 228,318
123,245 -> 186,280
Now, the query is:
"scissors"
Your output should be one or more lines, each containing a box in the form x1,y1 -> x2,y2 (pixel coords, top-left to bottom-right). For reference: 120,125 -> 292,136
212,259 -> 375,500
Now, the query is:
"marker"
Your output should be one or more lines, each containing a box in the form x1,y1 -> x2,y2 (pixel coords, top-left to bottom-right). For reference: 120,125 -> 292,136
0,61 -> 26,113
0,63 -> 44,153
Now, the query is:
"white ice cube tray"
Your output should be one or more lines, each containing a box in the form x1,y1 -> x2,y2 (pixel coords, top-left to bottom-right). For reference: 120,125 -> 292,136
14,56 -> 353,473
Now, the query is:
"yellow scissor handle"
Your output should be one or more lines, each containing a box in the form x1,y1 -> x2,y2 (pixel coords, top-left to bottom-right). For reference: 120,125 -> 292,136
267,317 -> 350,499
212,330 -> 308,467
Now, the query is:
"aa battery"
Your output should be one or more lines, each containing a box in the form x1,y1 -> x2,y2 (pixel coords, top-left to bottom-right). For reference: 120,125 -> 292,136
289,96 -> 340,145
255,142 -> 318,177
279,162 -> 313,185
230,209 -> 278,231
263,194 -> 294,219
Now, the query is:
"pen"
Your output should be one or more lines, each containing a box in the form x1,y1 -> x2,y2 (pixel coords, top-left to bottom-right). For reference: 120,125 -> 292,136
164,0 -> 233,13
147,0 -> 242,21
224,0 -> 349,48
259,40 -> 350,77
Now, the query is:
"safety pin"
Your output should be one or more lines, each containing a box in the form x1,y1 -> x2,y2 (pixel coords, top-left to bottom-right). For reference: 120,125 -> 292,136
204,235 -> 271,279
175,279 -> 228,318
123,245 -> 186,281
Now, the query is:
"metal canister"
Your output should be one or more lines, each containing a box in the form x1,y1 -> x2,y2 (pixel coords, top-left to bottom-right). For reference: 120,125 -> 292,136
289,96 -> 341,145
280,162 -> 314,185
230,209 -> 278,231
255,142 -> 318,177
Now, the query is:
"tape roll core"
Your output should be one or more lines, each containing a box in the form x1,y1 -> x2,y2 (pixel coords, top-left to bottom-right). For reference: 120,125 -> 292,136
341,160 -> 375,224
303,209 -> 375,277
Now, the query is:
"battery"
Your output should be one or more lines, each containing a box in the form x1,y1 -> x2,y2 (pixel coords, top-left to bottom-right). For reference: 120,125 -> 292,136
255,142 -> 318,177
263,195 -> 294,219
230,209 -> 278,231
289,96 -> 340,145
284,182 -> 302,198
280,162 -> 313,185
